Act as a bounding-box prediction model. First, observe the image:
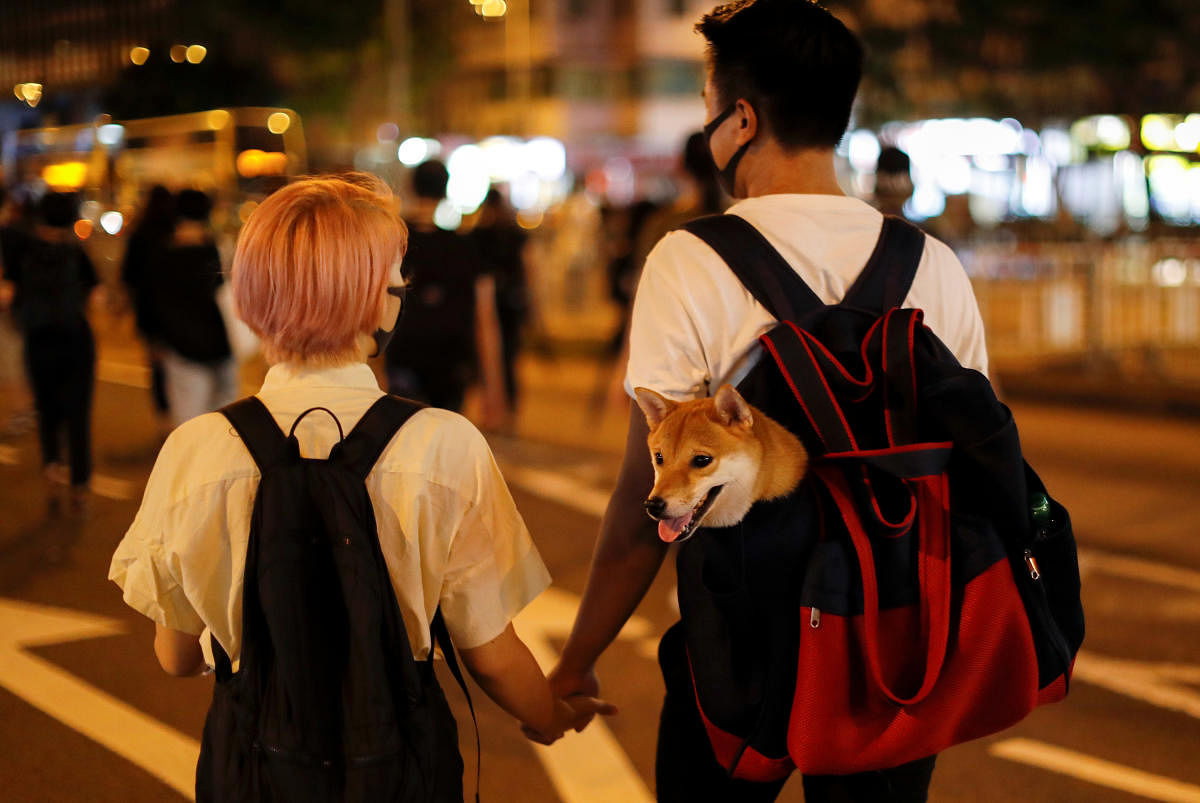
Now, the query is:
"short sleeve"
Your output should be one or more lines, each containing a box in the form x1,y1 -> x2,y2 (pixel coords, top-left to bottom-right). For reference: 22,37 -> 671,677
911,238 -> 989,377
108,434 -> 206,635
624,232 -> 714,401
436,424 -> 551,649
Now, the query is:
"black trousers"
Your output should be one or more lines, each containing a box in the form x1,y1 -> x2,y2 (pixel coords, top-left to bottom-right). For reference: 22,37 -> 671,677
24,326 -> 95,487
655,623 -> 937,803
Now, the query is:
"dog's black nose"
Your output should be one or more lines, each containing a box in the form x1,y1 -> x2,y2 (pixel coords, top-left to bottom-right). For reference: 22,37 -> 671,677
644,497 -> 667,519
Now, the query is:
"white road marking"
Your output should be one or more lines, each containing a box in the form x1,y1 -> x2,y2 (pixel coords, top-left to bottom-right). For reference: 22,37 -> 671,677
514,587 -> 655,803
1073,651 -> 1200,721
0,443 -> 137,500
0,598 -> 200,800
97,359 -> 150,389
990,738 -> 1200,802
1081,548 -> 1200,594
502,463 -> 611,519
89,474 -> 139,501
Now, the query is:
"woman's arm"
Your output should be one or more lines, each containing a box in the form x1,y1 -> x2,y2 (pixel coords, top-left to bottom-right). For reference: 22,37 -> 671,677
154,623 -> 206,677
459,623 -> 615,741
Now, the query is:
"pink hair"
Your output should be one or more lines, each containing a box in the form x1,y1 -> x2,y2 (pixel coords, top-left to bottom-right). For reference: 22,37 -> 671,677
232,173 -> 406,362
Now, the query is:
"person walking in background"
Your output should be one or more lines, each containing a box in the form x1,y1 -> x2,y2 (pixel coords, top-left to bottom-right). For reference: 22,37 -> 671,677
120,184 -> 176,433
385,160 -> 506,427
872,145 -> 914,218
1,191 -> 99,514
109,174 -> 612,798
0,184 -> 37,438
147,189 -> 237,426
545,2 -> 988,801
472,188 -> 529,422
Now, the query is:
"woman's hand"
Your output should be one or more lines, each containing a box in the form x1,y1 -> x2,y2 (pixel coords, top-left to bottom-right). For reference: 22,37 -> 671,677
520,694 -> 618,746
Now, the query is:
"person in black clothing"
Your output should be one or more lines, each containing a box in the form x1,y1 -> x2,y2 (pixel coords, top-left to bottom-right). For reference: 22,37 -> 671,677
148,189 -> 236,425
385,160 -> 506,424
121,185 -> 176,427
4,192 -> 99,511
472,188 -> 529,417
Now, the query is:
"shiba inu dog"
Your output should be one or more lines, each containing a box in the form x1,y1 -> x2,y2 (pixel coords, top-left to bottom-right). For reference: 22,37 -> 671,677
634,384 -> 808,543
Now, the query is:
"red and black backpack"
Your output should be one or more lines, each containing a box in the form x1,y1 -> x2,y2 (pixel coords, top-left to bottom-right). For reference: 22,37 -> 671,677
673,214 -> 1085,779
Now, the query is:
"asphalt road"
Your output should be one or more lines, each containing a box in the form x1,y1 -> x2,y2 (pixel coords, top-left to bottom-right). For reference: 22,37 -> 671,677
1,361 -> 1199,802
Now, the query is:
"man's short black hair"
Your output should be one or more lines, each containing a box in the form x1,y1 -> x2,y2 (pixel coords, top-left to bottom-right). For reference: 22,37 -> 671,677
38,192 -> 78,228
412,159 -> 449,201
696,0 -> 863,150
175,188 -> 212,222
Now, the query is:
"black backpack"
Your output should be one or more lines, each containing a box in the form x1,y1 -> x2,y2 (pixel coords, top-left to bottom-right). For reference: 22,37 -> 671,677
671,214 -> 1084,778
197,395 -> 474,803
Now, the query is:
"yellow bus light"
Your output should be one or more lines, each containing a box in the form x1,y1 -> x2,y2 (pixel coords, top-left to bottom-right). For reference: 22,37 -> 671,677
42,161 -> 88,189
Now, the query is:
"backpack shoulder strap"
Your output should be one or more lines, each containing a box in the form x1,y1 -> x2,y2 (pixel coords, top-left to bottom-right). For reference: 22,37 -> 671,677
220,396 -> 291,471
335,394 -> 426,481
432,609 -> 481,803
842,215 -> 926,313
682,214 -> 825,322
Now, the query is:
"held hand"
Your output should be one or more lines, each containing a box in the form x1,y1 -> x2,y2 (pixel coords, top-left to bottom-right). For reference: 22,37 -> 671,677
521,694 -> 618,745
548,664 -> 601,733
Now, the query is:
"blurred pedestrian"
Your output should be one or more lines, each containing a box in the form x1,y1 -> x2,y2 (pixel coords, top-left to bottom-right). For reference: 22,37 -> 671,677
872,145 -> 913,218
109,174 -> 611,798
473,188 -> 529,419
0,184 -> 37,436
120,184 -> 176,432
147,189 -> 237,426
4,191 -> 99,513
385,160 -> 506,426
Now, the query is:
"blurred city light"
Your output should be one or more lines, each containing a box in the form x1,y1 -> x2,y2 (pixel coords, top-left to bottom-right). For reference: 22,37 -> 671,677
846,130 -> 881,173
524,137 -> 567,181
97,124 -> 125,146
1174,115 -> 1200,152
446,143 -> 490,212
481,0 -> 508,17
1141,115 -> 1178,151
186,45 -> 207,64
236,149 -> 289,178
73,219 -> 93,240
267,112 -> 292,134
238,201 -> 259,224
14,82 -> 42,108
376,122 -> 400,143
41,162 -> 87,189
397,137 -> 434,166
207,109 -> 232,130
169,45 -> 187,63
79,200 -> 101,222
99,211 -> 124,235
1152,258 -> 1189,288
434,199 -> 463,230
129,46 -> 150,66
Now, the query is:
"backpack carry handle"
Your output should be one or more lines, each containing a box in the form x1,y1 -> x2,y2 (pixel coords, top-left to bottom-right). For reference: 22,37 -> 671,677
818,466 -> 952,708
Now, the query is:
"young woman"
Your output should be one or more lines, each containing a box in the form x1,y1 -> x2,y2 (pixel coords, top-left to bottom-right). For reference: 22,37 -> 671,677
109,174 -> 610,795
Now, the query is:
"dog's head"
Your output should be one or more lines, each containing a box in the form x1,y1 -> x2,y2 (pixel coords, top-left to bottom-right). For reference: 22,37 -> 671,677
634,384 -> 764,543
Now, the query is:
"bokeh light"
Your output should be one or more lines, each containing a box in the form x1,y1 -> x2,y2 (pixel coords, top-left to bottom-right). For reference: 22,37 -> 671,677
267,112 -> 292,134
129,46 -> 150,66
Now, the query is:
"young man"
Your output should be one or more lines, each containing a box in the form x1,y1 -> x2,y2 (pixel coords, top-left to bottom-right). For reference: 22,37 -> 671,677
546,1 -> 988,801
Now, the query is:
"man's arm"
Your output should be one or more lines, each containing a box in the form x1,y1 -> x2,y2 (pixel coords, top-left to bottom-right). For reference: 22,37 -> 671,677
550,407 -> 667,697
154,623 -> 206,677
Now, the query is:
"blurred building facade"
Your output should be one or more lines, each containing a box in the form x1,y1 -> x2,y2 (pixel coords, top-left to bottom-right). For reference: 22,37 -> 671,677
442,0 -> 707,156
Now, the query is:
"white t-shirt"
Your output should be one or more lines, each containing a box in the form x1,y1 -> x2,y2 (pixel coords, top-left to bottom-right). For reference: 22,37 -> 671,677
109,362 -> 551,666
625,194 -> 988,401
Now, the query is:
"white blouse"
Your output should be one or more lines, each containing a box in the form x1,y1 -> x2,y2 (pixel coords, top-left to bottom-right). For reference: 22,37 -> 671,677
110,361 -> 550,667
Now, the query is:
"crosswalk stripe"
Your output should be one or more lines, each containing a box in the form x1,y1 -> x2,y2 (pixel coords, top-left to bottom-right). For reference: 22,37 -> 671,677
990,738 -> 1200,802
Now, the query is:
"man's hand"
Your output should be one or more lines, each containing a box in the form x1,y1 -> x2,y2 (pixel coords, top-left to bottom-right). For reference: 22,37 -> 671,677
520,693 -> 617,745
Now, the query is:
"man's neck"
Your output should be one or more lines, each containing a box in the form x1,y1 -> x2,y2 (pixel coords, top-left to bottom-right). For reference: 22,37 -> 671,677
738,142 -> 844,198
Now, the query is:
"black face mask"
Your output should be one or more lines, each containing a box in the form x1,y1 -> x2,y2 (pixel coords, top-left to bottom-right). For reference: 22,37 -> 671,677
703,101 -> 753,197
368,285 -> 407,358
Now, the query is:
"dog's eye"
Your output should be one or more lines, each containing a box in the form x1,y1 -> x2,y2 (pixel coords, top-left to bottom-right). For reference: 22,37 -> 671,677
691,454 -> 713,468
654,452 -> 664,465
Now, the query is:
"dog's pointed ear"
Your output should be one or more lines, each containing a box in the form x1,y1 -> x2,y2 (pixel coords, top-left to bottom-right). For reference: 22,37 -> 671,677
634,387 -> 677,430
714,384 -> 754,428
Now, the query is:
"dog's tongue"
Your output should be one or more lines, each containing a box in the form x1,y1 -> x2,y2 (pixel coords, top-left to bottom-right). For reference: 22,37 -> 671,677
658,512 -> 694,543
